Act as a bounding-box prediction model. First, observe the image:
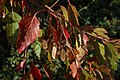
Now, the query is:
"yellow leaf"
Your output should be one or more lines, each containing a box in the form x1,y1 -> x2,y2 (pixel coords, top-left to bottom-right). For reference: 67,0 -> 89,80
47,52 -> 53,64
61,6 -> 68,21
75,39 -> 78,49
94,28 -> 109,39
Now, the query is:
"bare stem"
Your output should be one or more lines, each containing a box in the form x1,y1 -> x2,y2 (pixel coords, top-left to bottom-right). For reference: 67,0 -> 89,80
50,0 -> 59,8
67,0 -> 70,4
45,5 -> 54,12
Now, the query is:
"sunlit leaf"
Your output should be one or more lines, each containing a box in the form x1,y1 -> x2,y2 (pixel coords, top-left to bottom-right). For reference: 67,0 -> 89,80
70,62 -> 77,78
52,45 -> 57,59
68,4 -> 80,26
93,41 -> 106,64
30,63 -> 42,80
98,42 -> 106,60
94,28 -> 109,39
75,39 -> 78,49
16,15 -> 40,53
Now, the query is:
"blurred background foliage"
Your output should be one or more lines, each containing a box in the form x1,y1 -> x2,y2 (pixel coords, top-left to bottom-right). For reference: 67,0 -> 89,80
0,0 -> 120,79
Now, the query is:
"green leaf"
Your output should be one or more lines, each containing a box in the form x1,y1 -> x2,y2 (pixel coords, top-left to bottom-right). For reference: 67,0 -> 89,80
105,42 -> 118,60
93,41 -> 106,64
94,28 -> 109,39
98,42 -> 106,60
39,29 -> 45,37
3,22 -> 19,45
31,40 -> 42,59
2,12 -> 21,23
105,42 -> 118,70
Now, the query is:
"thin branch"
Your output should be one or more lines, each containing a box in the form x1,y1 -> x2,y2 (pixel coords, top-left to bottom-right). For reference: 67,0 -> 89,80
50,0 -> 59,8
67,0 -> 70,4
45,5 -> 54,12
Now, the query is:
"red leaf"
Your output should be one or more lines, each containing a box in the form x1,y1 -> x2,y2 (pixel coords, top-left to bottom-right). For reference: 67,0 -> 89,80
63,27 -> 70,40
83,33 -> 89,45
53,28 -> 61,43
70,62 -> 77,78
30,63 -> 42,80
15,60 -> 26,71
17,15 -> 40,53
20,72 -> 34,80
0,0 -> 4,3
22,0 -> 26,11
54,31 -> 59,43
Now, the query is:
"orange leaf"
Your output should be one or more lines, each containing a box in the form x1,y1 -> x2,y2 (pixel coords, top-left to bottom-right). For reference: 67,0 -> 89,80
70,62 -> 77,78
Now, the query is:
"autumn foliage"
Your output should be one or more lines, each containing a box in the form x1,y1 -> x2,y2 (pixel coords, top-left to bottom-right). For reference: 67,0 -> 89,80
0,0 -> 120,80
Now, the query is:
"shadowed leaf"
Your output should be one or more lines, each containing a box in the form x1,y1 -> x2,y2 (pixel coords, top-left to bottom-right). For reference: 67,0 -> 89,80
20,72 -> 34,80
68,4 -> 80,26
30,63 -> 42,80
